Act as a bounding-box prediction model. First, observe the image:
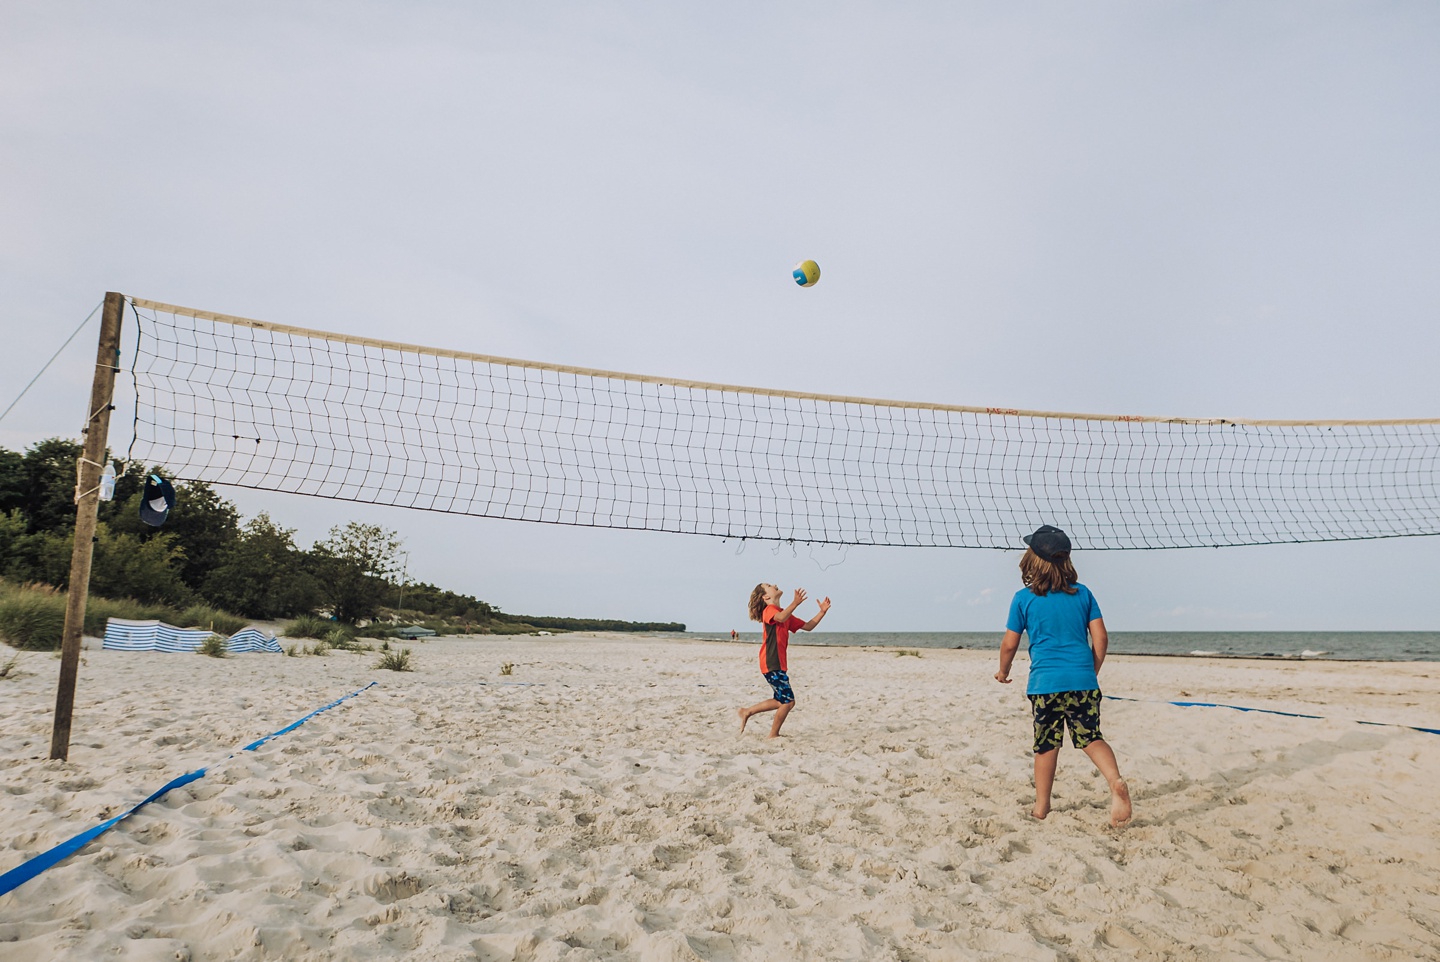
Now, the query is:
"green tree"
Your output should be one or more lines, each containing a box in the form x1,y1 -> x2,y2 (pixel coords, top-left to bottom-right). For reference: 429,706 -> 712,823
390,580 -> 497,622
88,523 -> 192,605
1,519 -> 190,604
0,440 -> 146,535
18,438 -> 83,534
0,447 -> 23,516
108,477 -> 239,593
203,512 -> 321,618
311,522 -> 402,624
0,509 -> 32,581
0,514 -> 71,586
164,480 -> 239,591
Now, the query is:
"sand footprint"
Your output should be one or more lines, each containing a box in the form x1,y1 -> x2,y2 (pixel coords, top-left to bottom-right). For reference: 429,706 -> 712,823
1099,923 -> 1149,950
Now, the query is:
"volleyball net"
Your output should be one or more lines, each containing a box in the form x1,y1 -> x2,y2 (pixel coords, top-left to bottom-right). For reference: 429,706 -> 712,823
121,298 -> 1440,551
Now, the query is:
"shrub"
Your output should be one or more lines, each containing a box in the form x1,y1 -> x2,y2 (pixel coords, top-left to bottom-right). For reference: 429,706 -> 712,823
375,648 -> 413,672
284,644 -> 298,657
0,585 -> 67,650
324,627 -> 355,651
499,661 -> 515,676
486,621 -> 538,635
84,595 -> 175,636
198,633 -> 228,658
284,614 -> 332,639
87,524 -> 193,606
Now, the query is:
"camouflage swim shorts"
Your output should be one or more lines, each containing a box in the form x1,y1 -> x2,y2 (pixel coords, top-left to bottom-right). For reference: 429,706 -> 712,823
763,669 -> 795,705
1027,689 -> 1103,753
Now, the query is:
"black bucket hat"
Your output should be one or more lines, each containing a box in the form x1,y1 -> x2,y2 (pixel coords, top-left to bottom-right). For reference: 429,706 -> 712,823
1023,524 -> 1071,562
139,474 -> 175,527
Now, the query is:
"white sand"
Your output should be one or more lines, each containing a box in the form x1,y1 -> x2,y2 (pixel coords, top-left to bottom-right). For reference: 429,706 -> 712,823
2,636 -> 1439,961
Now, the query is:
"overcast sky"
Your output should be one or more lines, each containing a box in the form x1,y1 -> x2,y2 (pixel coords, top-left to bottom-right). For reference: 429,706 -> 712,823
3,2 -> 1437,632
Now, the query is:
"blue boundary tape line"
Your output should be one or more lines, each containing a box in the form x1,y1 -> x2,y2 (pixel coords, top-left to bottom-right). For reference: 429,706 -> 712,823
1105,694 -> 1440,736
0,681 -> 377,899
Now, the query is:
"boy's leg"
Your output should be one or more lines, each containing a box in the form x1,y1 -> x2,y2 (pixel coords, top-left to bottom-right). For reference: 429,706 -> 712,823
1067,690 -> 1131,827
1032,748 -> 1059,819
1081,739 -> 1131,827
738,699 -> 781,733
753,670 -> 795,738
1028,693 -> 1064,818
768,701 -> 793,738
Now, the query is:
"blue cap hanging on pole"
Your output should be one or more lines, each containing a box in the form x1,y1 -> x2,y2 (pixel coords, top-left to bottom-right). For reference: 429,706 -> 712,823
139,474 -> 175,527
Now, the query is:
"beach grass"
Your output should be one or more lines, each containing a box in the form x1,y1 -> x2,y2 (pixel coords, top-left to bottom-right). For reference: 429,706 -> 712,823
197,633 -> 228,658
0,582 -> 67,650
176,605 -> 247,635
284,614 -> 333,639
0,579 -> 251,650
324,627 -> 357,651
375,647 -> 413,671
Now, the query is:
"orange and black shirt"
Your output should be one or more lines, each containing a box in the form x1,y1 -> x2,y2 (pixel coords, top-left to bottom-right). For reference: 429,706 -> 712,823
759,605 -> 805,673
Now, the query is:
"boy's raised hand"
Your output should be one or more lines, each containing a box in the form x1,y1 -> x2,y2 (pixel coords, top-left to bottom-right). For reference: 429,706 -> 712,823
818,597 -> 832,612
791,587 -> 808,605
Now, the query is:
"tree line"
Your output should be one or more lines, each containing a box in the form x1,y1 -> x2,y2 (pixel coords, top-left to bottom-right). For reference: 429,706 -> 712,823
0,438 -> 682,631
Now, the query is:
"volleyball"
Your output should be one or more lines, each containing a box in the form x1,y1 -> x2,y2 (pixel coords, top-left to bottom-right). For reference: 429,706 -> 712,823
792,259 -> 821,288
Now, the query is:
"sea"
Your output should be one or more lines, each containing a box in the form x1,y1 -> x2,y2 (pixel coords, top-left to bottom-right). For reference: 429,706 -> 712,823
679,631 -> 1440,662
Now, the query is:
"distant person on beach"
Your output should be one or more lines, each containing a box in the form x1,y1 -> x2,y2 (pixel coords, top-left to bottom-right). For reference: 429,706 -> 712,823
738,583 -> 831,738
994,525 -> 1131,827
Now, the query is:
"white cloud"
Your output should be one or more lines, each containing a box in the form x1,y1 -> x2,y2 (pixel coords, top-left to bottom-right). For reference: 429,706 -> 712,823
966,587 -> 998,607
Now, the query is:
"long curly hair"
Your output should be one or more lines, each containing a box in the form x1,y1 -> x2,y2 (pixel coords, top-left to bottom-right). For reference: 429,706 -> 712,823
747,584 -> 769,622
1019,547 -> 1078,596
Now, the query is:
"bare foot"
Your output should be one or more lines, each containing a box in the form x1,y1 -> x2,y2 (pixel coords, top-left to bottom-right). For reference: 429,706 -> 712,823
1031,802 -> 1050,820
1109,778 -> 1132,827
766,732 -> 785,740
737,707 -> 749,734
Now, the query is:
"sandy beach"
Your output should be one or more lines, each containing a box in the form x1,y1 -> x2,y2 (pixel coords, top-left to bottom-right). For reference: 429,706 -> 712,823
2,635 -> 1438,961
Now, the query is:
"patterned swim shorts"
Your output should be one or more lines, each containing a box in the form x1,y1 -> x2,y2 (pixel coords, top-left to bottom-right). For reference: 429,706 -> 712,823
1027,689 -> 1103,753
764,669 -> 795,705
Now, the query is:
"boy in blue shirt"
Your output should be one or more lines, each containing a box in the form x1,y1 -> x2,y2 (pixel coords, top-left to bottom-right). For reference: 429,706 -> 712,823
995,525 -> 1131,827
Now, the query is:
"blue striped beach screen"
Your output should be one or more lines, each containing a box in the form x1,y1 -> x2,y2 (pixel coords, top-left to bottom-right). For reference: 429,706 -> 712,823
102,619 -> 281,653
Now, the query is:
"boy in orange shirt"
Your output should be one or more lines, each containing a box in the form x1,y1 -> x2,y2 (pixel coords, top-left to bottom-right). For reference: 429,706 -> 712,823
737,583 -> 831,738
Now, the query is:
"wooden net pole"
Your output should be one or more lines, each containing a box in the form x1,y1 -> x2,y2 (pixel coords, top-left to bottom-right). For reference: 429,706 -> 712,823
50,292 -> 124,761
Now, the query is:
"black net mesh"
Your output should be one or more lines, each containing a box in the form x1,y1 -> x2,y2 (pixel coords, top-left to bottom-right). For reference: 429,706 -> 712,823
123,299 -> 1440,550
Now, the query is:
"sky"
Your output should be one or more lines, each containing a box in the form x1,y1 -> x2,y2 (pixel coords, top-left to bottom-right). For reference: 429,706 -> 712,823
2,2 -> 1438,632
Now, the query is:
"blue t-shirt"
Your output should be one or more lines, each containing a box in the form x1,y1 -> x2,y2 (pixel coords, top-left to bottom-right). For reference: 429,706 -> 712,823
1006,583 -> 1103,695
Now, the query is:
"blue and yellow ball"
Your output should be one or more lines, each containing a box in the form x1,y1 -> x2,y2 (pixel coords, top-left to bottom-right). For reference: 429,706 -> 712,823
792,259 -> 821,288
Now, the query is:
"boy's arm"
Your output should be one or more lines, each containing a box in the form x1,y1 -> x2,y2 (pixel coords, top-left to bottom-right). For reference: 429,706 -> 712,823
801,597 -> 831,631
1089,617 -> 1108,673
995,629 -> 1022,684
777,588 -> 807,622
